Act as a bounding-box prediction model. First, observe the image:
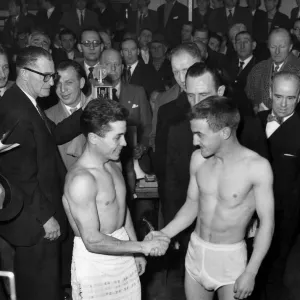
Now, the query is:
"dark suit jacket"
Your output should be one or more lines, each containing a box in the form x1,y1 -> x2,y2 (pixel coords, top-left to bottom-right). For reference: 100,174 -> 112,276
269,11 -> 291,31
252,9 -> 268,44
95,6 -> 118,31
258,110 -> 300,211
35,6 -> 63,38
157,1 -> 188,48
60,9 -> 100,40
153,58 -> 174,89
126,59 -> 163,97
291,7 -> 300,26
246,53 -> 300,108
208,6 -> 252,34
154,92 -> 190,182
127,9 -> 158,35
119,82 -> 152,147
164,113 -> 268,223
3,14 -> 35,47
192,7 -> 212,29
0,85 -> 82,246
231,55 -> 257,91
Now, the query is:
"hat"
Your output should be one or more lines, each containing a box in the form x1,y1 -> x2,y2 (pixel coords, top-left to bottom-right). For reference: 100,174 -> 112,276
0,174 -> 23,222
0,174 -> 44,246
151,33 -> 167,47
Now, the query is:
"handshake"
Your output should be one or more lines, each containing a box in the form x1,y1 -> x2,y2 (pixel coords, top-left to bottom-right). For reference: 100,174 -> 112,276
141,231 -> 171,256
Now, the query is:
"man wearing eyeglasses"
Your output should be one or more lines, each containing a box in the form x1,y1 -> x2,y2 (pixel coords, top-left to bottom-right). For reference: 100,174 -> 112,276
77,27 -> 104,85
0,46 -> 83,300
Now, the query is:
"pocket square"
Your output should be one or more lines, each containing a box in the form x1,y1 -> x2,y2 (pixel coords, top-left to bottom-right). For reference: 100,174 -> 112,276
173,16 -> 179,19
132,104 -> 139,108
283,153 -> 296,157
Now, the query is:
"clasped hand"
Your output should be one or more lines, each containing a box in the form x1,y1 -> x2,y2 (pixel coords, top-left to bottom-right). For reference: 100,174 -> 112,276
142,231 -> 170,256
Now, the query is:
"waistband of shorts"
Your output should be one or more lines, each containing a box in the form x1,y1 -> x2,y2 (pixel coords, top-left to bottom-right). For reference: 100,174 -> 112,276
191,231 -> 245,251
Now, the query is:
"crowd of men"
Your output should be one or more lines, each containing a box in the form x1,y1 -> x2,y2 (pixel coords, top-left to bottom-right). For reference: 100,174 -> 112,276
0,0 -> 300,300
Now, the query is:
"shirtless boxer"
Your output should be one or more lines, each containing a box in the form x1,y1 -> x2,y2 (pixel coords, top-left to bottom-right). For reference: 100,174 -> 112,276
63,99 -> 170,300
150,96 -> 274,300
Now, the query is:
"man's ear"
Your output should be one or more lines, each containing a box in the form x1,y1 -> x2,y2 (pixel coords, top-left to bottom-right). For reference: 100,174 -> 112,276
252,41 -> 257,51
80,77 -> 85,89
78,43 -> 83,53
221,127 -> 232,140
88,132 -> 100,145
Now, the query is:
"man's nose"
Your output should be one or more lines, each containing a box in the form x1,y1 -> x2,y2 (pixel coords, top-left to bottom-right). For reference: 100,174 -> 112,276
275,47 -> 280,55
0,67 -> 5,78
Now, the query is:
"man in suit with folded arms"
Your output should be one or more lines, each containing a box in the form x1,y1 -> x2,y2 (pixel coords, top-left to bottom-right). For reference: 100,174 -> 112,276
0,46 -> 83,300
157,0 -> 188,49
257,71 -> 300,297
60,0 -> 100,40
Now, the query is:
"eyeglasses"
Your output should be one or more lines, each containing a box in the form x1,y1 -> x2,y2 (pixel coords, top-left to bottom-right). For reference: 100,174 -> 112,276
81,40 -> 102,48
23,67 -> 58,82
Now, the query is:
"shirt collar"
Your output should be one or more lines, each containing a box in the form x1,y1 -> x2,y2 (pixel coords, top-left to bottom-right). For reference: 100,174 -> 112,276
18,86 -> 38,111
226,7 -> 235,16
47,7 -> 55,14
271,111 -> 294,123
84,61 -> 100,75
77,8 -> 85,15
239,55 -> 253,68
273,61 -> 284,71
0,86 -> 7,97
128,60 -> 139,74
62,95 -> 83,115
114,81 -> 121,98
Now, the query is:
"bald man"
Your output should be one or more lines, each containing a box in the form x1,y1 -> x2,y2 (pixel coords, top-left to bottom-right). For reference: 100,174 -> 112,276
246,28 -> 300,112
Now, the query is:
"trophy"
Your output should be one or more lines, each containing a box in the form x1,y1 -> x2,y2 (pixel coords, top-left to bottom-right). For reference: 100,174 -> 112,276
91,65 -> 113,100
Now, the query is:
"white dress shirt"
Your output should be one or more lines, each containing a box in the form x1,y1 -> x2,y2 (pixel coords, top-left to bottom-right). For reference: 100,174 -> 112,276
47,7 -> 55,19
67,50 -> 75,60
266,112 -> 294,138
226,7 -> 235,17
141,49 -> 150,64
84,61 -> 100,79
128,60 -> 139,75
63,101 -> 82,116
77,9 -> 85,26
0,87 -> 7,97
239,55 -> 253,70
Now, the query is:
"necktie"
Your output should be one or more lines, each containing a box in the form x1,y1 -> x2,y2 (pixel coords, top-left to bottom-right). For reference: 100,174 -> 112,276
112,88 -> 118,101
237,61 -> 244,76
267,113 -> 283,125
36,104 -> 52,134
228,9 -> 233,25
70,107 -> 78,114
139,14 -> 144,26
271,64 -> 280,81
126,66 -> 131,83
88,67 -> 94,80
80,10 -> 84,27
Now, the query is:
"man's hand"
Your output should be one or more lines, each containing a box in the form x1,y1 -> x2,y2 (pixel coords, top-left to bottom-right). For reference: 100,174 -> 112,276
134,255 -> 147,276
43,216 -> 61,241
133,144 -> 147,160
142,231 -> 170,256
234,271 -> 255,299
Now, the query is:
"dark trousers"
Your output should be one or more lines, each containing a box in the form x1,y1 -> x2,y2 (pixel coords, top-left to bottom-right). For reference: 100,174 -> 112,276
15,238 -> 61,300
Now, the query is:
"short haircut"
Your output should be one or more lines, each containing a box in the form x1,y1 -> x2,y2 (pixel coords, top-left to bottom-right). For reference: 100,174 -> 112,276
193,27 -> 209,37
121,38 -> 138,49
186,62 -> 223,91
0,44 -> 8,60
170,42 -> 202,61
209,32 -> 222,45
228,23 -> 247,40
268,28 -> 292,46
81,99 -> 129,137
272,71 -> 300,91
139,27 -> 153,36
235,30 -> 253,42
182,21 -> 194,30
28,29 -> 51,46
189,96 -> 240,132
80,27 -> 103,43
16,46 -> 52,70
59,28 -> 77,41
57,60 -> 86,81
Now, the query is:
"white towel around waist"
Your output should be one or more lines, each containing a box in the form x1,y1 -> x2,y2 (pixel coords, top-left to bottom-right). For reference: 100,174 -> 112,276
71,227 -> 141,300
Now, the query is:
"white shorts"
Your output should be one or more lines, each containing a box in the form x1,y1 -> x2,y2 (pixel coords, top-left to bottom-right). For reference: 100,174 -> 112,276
185,232 -> 247,291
